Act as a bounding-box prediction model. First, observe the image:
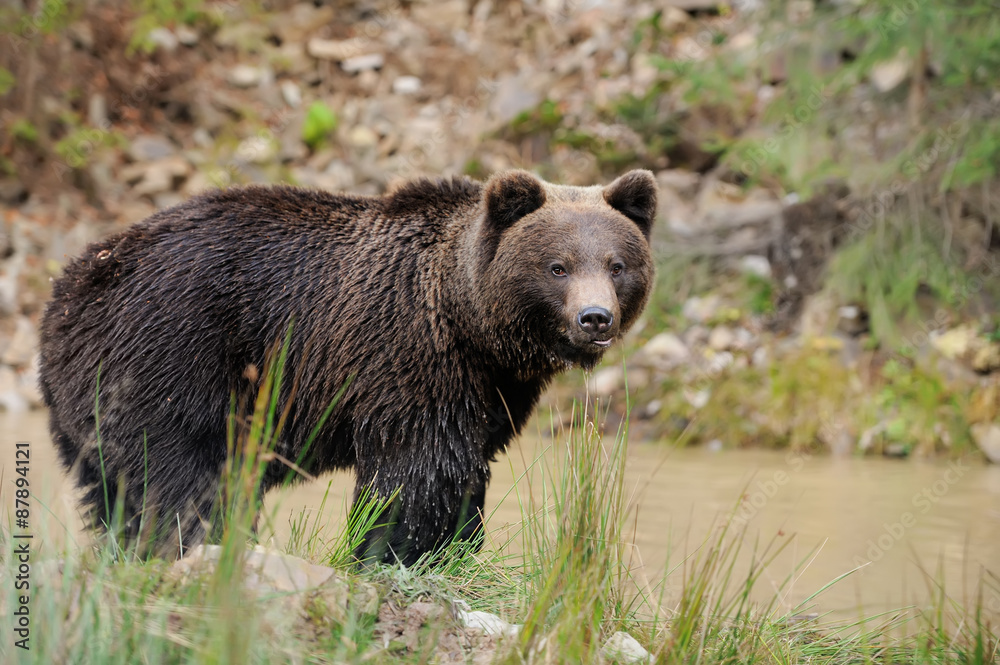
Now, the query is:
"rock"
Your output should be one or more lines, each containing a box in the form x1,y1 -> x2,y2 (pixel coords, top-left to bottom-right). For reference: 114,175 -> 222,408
87,93 -> 108,129
857,422 -> 885,453
739,255 -> 771,278
973,343 -> 1000,373
601,631 -> 649,664
971,423 -> 1000,464
871,53 -> 910,93
175,25 -> 199,46
836,305 -> 869,336
341,53 -> 385,73
347,126 -> 379,149
705,350 -> 734,374
147,27 -> 179,52
18,354 -> 43,409
67,20 -> 95,51
269,3 -> 335,45
661,7 -> 691,31
2,316 -> 37,367
489,73 -> 542,125
751,345 -> 770,367
172,545 -> 378,620
235,136 -> 278,165
128,134 -> 175,162
684,388 -> 710,409
931,326 -> 977,360
306,37 -> 371,61
121,156 -> 191,197
227,65 -> 264,88
280,80 -> 302,108
656,169 -> 700,198
708,325 -> 735,351
456,608 -> 520,636
798,291 -> 837,338
0,178 -> 26,204
642,332 -> 689,364
392,75 -> 422,95
214,22 -> 270,51
681,295 -> 721,324
589,366 -> 622,396
0,366 -> 27,413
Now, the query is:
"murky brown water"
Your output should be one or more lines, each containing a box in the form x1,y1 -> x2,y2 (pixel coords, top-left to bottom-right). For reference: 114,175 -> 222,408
5,409 -> 999,623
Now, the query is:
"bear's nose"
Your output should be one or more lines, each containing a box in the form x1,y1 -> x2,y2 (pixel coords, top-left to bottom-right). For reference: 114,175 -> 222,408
578,307 -> 613,335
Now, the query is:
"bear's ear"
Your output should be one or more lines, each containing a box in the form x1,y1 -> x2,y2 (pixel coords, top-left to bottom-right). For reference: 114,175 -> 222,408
604,170 -> 657,239
484,170 -> 547,233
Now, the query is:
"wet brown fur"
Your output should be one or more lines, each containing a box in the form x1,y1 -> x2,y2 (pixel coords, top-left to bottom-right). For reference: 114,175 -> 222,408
39,169 -> 657,564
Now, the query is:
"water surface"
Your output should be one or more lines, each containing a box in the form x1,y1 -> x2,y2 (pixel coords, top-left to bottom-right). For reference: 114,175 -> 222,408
6,409 -> 999,623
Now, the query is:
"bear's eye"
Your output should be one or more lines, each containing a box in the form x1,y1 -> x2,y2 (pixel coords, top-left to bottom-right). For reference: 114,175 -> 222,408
611,263 -> 624,276
551,264 -> 567,277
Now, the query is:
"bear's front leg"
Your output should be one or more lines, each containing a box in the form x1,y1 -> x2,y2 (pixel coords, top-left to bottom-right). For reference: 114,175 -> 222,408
351,450 -> 488,566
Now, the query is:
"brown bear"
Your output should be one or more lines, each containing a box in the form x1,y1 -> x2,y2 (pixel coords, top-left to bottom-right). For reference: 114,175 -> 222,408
39,169 -> 657,564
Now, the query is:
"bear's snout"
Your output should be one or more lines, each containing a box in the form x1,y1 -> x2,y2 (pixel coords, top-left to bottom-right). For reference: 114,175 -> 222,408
577,306 -> 614,339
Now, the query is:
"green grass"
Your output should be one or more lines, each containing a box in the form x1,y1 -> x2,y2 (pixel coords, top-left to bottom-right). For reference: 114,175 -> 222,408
2,360 -> 997,663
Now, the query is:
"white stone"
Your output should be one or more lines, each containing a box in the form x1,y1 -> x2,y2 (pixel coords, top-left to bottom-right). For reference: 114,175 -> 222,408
347,126 -> 379,149
392,75 -> 422,95
307,37 -> 370,61
642,332 -> 689,363
681,295 -> 721,324
235,136 -> 277,165
708,326 -> 736,351
147,27 -> 178,52
684,388 -> 710,409
971,423 -> 1000,464
341,53 -> 385,73
457,608 -> 520,636
2,316 -> 36,367
280,80 -> 302,108
931,326 -> 977,360
739,255 -> 771,278
589,367 -> 622,396
227,65 -> 263,88
0,366 -> 26,413
601,631 -> 649,663
871,54 -> 910,93
175,25 -> 199,46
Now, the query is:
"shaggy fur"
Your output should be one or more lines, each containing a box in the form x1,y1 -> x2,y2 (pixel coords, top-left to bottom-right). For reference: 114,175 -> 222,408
39,169 -> 657,564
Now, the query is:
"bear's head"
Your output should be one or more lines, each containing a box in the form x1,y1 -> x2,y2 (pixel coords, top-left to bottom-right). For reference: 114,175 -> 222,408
474,169 -> 657,372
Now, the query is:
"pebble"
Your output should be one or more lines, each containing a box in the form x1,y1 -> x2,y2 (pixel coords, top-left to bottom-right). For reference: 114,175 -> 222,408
971,423 -> 1000,464
2,316 -> 37,367
682,295 -> 721,324
147,27 -> 179,52
280,80 -> 302,108
306,37 -> 369,61
128,134 -> 175,162
739,255 -> 772,278
642,332 -> 689,363
708,325 -> 735,351
175,25 -> 199,46
601,631 -> 650,664
227,65 -> 264,88
392,75 -> 422,95
589,367 -> 622,396
347,126 -> 379,149
235,136 -> 278,165
341,53 -> 385,73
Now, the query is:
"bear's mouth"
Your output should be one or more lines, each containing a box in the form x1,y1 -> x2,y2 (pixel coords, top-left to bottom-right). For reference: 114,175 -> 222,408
591,339 -> 613,348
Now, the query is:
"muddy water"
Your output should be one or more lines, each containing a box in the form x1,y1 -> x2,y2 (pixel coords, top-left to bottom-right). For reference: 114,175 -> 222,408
5,408 -> 999,622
